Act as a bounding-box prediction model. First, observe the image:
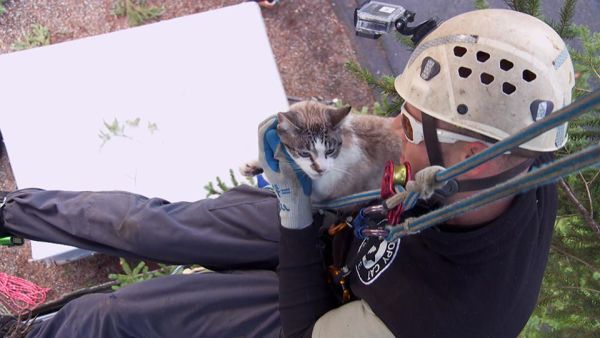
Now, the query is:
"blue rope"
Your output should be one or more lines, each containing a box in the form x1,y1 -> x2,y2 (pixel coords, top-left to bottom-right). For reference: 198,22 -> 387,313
385,143 -> 600,241
436,90 -> 600,183
313,185 -> 406,210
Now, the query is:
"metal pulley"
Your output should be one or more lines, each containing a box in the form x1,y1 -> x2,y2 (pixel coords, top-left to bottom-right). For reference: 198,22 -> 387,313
381,160 -> 412,225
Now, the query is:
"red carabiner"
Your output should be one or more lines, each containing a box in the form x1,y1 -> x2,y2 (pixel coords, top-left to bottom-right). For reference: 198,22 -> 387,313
381,160 -> 412,225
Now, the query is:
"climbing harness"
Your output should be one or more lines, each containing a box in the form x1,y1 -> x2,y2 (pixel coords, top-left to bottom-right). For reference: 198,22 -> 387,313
322,90 -> 600,299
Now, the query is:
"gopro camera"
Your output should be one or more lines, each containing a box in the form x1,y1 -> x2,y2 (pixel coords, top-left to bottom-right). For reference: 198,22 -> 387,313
355,1 -> 413,38
354,1 -> 437,43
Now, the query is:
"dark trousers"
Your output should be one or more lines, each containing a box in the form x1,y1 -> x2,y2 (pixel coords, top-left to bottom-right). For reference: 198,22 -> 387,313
3,185 -> 283,337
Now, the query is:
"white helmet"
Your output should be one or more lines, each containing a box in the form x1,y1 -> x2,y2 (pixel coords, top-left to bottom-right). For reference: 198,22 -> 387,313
395,9 -> 575,152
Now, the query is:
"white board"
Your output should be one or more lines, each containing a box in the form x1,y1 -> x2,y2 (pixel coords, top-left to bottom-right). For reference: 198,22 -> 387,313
0,3 -> 288,262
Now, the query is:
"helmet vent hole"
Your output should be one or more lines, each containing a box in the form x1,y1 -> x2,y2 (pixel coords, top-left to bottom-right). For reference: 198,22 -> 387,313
480,73 -> 494,85
458,67 -> 472,78
500,59 -> 514,71
503,82 -> 516,95
476,51 -> 490,62
523,69 -> 537,82
457,104 -> 468,115
454,46 -> 467,57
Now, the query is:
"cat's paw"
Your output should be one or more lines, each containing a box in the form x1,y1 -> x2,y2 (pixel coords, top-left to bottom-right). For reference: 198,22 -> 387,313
239,160 -> 264,177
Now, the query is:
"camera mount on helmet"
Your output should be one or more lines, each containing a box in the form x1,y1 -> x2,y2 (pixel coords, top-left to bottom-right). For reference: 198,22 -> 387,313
354,1 -> 437,44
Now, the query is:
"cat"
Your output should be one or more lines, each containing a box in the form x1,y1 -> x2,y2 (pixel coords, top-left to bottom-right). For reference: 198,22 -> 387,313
242,100 -> 402,205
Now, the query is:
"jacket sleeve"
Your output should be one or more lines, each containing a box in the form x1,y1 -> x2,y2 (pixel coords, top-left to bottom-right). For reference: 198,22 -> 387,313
2,185 -> 280,268
278,224 -> 337,337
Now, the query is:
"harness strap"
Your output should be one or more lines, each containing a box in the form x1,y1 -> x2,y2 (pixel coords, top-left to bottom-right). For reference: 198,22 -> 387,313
457,158 -> 534,191
422,113 -> 445,167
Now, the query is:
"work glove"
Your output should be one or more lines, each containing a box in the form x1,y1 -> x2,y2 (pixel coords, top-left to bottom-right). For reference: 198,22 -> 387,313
258,116 -> 313,229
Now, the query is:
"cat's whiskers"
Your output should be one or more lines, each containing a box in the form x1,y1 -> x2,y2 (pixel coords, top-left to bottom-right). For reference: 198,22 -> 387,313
329,167 -> 352,175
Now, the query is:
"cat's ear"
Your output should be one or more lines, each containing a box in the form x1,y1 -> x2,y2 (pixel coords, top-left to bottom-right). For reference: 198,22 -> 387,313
327,106 -> 352,129
277,111 -> 302,135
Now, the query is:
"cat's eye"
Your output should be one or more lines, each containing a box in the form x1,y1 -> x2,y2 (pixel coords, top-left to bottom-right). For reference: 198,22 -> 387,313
325,149 -> 335,156
298,151 -> 311,158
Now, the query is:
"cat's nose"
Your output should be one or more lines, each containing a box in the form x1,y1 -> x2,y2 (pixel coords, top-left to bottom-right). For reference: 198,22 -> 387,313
311,163 -> 325,174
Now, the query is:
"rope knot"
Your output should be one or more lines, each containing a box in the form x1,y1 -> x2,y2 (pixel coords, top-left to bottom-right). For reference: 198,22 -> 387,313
384,166 -> 447,210
405,166 -> 447,199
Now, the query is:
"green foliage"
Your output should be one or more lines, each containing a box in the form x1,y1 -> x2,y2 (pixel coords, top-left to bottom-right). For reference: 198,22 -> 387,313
108,258 -> 178,290
474,0 -> 489,10
204,169 -> 255,198
98,117 -> 158,147
335,97 -> 399,117
11,24 -> 51,51
503,0 -> 541,17
99,118 -> 128,147
394,34 -> 415,51
570,25 -> 600,96
548,0 -> 578,39
0,0 -> 7,15
344,61 -> 404,116
112,0 -> 165,27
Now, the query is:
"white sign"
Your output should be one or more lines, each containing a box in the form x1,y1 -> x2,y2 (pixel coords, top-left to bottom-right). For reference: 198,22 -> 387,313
0,3 -> 288,262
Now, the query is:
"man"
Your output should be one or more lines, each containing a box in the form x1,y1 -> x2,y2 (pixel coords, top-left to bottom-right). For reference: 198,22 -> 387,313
0,8 -> 574,337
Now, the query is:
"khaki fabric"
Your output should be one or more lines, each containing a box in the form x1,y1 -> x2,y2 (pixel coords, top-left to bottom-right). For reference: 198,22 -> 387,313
312,300 -> 394,338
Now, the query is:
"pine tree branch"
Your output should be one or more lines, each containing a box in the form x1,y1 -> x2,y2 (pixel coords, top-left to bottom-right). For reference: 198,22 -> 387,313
550,244 -> 599,272
555,0 -> 577,38
589,170 -> 600,185
559,179 -> 600,241
555,286 -> 600,294
474,0 -> 489,10
578,172 -> 594,218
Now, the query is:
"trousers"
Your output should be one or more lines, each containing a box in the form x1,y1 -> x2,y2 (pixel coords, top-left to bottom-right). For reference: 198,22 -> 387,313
3,185 -> 283,337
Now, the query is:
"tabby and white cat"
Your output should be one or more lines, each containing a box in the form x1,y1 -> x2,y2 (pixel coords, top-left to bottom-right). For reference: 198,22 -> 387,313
242,100 -> 402,203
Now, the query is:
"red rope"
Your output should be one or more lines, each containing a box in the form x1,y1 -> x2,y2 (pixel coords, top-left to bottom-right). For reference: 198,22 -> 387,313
0,272 -> 51,315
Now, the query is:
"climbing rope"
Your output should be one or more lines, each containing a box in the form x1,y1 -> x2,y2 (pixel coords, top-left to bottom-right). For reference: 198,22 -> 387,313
384,142 -> 600,241
0,272 -> 50,315
436,89 -> 600,183
311,184 -> 407,210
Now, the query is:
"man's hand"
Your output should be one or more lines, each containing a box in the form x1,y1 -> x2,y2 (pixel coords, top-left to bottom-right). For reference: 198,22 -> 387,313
258,116 -> 313,229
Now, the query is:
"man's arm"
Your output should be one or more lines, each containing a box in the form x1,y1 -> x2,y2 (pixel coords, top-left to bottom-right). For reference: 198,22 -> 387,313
1,185 -> 280,268
278,224 -> 336,337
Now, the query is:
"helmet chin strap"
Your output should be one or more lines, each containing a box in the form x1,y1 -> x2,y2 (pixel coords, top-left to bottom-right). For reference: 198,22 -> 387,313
421,113 -> 534,199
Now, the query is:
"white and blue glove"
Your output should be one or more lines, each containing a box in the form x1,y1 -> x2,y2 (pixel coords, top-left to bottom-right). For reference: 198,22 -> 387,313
258,116 -> 313,229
